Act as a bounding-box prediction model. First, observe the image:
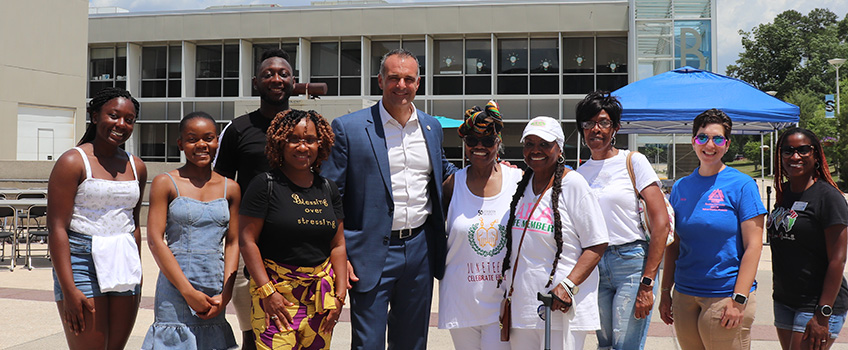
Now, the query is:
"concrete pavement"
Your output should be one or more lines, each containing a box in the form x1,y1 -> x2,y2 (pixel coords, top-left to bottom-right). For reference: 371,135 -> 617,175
2,232 -> 848,349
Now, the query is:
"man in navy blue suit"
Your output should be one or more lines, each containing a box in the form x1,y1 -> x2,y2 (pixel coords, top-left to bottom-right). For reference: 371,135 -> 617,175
323,48 -> 458,350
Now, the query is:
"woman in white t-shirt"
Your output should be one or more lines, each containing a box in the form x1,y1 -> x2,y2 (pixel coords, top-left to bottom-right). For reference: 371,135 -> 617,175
439,101 -> 522,350
574,91 -> 670,350
499,116 -> 609,350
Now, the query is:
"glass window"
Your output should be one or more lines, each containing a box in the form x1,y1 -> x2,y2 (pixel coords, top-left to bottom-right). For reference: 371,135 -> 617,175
435,40 -> 463,75
563,37 -> 594,73
142,47 -> 166,79
281,43 -> 299,77
142,46 -> 181,98
597,37 -> 628,73
139,123 -> 166,162
196,44 -> 238,97
196,45 -> 222,78
529,39 -> 559,74
169,46 -> 182,79
466,40 -> 491,75
89,47 -> 125,97
498,39 -> 528,74
340,42 -> 361,77
402,40 -> 426,76
311,42 -> 339,77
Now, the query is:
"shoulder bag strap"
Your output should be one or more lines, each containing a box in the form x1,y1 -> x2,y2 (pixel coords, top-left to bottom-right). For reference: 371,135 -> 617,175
626,151 -> 642,200
507,174 -> 555,298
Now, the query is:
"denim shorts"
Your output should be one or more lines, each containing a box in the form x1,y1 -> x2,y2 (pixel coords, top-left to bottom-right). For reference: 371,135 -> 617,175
773,301 -> 847,338
52,231 -> 140,301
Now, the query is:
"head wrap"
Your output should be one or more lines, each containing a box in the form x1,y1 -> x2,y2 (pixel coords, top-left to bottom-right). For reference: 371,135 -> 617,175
458,100 -> 504,138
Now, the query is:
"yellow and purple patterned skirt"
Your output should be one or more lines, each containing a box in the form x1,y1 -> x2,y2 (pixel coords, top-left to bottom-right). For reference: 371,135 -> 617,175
250,258 -> 337,350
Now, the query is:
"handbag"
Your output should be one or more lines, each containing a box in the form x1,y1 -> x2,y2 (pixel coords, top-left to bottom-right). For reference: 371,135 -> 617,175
626,151 -> 675,246
500,176 -> 554,341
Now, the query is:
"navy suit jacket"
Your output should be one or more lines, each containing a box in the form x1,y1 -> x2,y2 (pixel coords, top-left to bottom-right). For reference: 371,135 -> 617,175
323,104 -> 458,293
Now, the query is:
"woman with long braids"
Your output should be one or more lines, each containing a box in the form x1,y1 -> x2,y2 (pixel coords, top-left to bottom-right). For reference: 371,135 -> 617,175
500,116 -> 608,349
438,101 -> 522,349
574,91 -> 670,350
239,109 -> 347,350
659,109 -> 766,350
768,128 -> 848,350
48,87 -> 148,349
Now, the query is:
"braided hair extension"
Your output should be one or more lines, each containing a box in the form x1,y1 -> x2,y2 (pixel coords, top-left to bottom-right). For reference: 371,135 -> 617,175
265,109 -> 334,172
498,168 -> 534,288
545,161 -> 566,288
79,87 -> 140,145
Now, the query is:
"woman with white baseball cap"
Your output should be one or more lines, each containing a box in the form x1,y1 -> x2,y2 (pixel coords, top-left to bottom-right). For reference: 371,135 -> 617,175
498,116 -> 609,349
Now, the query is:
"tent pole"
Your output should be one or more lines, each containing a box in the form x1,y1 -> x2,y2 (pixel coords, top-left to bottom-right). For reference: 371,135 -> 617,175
761,133 -> 765,182
770,129 -> 775,177
672,133 -> 676,179
577,131 -> 582,168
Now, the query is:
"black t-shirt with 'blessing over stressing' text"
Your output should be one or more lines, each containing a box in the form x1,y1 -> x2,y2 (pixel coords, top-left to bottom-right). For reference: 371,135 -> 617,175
240,169 -> 344,267
768,180 -> 848,313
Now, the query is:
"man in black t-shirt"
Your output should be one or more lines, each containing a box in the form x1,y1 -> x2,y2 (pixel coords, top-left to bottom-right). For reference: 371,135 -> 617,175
213,48 -> 294,350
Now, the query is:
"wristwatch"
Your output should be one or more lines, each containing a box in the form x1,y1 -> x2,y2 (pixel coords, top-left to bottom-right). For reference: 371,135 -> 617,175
731,293 -> 748,305
817,304 -> 834,317
561,278 -> 579,296
640,276 -> 654,288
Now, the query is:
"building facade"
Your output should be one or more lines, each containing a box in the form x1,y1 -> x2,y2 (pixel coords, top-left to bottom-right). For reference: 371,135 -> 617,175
86,0 -> 715,166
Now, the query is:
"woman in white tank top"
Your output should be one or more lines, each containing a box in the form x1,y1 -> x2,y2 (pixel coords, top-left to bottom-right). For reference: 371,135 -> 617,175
439,101 -> 521,350
48,87 -> 148,350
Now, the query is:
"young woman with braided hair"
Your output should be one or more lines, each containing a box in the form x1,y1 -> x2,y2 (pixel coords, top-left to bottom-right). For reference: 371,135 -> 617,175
438,101 -> 521,350
499,116 -> 608,350
239,109 -> 347,350
48,87 -> 147,349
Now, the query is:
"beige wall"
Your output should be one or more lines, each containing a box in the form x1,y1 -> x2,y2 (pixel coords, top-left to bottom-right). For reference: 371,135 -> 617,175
89,2 -> 629,43
0,0 -> 88,162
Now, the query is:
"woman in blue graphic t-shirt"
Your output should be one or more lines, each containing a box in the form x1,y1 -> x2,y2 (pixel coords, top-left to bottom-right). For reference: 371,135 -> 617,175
658,109 -> 767,350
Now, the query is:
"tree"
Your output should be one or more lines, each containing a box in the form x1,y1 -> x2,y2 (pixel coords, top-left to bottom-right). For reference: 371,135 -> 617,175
728,8 -> 847,187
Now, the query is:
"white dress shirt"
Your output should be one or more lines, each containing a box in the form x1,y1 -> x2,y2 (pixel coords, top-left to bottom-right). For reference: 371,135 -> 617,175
379,101 -> 433,230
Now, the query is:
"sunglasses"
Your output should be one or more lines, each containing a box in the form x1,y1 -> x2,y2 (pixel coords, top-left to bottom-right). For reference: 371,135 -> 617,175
694,133 -> 727,147
780,145 -> 814,157
465,135 -> 497,148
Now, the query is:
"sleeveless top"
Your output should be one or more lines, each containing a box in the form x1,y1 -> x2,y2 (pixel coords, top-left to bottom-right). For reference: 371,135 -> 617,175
438,164 -> 523,329
142,173 -> 237,350
68,147 -> 142,293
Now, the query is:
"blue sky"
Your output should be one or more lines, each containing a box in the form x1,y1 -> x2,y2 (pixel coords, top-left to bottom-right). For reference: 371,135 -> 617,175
89,0 -> 848,75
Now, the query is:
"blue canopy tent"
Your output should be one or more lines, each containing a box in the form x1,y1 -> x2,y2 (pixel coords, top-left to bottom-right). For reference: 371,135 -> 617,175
607,66 -> 800,180
612,66 -> 799,134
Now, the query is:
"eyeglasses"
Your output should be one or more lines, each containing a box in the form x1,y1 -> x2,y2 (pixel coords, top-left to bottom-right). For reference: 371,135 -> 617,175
286,136 -> 321,146
580,120 -> 613,130
465,135 -> 497,148
780,145 -> 814,157
694,133 -> 728,147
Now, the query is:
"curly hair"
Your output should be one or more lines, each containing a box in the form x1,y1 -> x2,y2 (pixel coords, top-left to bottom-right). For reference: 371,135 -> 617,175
79,87 -> 140,145
773,127 -> 842,204
691,108 -> 732,138
499,161 -> 566,289
265,109 -> 334,172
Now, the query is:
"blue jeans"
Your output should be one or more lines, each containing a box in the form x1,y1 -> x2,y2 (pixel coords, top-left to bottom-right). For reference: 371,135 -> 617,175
596,240 -> 651,350
774,301 -> 847,338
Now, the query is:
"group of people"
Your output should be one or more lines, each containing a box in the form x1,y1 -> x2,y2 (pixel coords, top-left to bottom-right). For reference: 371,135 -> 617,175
44,46 -> 847,350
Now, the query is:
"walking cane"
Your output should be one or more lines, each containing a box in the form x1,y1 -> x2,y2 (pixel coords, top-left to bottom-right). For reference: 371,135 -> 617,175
537,292 -> 553,350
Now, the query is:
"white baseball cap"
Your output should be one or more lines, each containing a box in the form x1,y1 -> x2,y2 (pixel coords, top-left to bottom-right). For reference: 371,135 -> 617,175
520,116 -> 564,150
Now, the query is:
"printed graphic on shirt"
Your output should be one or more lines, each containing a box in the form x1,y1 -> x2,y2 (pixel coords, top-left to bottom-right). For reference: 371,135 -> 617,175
292,193 -> 337,229
467,216 -> 507,257
703,188 -> 728,212
767,206 -> 797,240
513,200 -> 554,235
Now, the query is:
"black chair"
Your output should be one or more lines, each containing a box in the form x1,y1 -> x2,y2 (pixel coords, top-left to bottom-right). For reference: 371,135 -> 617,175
25,204 -> 49,269
0,206 -> 16,262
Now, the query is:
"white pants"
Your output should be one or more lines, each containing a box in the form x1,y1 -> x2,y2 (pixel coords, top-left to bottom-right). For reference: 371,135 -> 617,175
509,328 -> 588,350
449,322 -> 511,350
231,255 -> 253,331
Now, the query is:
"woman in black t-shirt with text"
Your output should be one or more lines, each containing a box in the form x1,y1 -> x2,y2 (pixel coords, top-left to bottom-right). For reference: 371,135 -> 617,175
768,127 -> 848,350
239,109 -> 347,350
